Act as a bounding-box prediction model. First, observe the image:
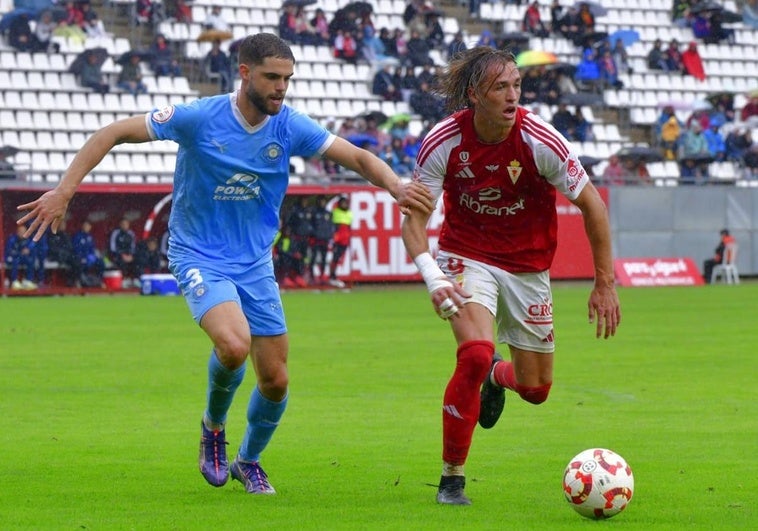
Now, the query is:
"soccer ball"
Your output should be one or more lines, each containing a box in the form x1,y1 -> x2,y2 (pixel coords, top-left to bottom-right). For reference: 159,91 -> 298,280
562,448 -> 634,519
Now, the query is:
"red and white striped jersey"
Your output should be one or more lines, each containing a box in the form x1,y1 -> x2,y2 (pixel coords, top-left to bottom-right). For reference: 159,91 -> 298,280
413,107 -> 589,273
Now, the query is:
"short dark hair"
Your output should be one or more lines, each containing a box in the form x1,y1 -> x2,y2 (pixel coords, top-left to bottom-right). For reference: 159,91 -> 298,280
238,33 -> 296,67
720,229 -> 730,236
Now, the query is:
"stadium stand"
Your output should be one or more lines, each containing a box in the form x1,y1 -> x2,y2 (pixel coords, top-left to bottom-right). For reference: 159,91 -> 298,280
0,0 -> 756,186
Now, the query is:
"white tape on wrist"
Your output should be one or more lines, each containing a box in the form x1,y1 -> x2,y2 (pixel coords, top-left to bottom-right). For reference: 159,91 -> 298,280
414,252 -> 452,294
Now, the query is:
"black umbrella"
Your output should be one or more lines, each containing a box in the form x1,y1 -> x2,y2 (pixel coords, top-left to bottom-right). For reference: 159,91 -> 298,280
547,62 -> 578,76
423,7 -> 445,21
343,1 -> 373,17
572,1 -> 608,17
116,49 -> 154,65
68,47 -> 109,76
281,0 -> 317,7
580,31 -> 609,47
356,109 -> 388,126
615,146 -> 665,163
561,91 -> 604,106
680,153 -> 715,164
0,145 -> 20,157
717,9 -> 743,23
579,155 -> 603,168
0,7 -> 37,32
689,1 -> 722,14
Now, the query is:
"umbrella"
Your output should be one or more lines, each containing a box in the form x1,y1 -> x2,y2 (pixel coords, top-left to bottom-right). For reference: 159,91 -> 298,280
560,91 -> 604,106
68,47 -> 109,76
689,0 -> 723,14
197,29 -> 233,42
572,1 -> 607,17
343,1 -> 373,17
423,7 -> 445,21
615,146 -> 665,163
680,153 -> 715,164
116,49 -> 154,65
717,10 -> 743,23
281,0 -> 317,7
381,113 -> 412,131
346,133 -> 379,148
355,109 -> 389,126
0,145 -> 20,157
0,8 -> 37,32
580,31 -> 609,47
547,62 -> 577,76
608,29 -> 640,47
579,155 -> 602,168
706,91 -> 735,106
498,31 -> 532,44
657,99 -> 712,111
515,50 -> 558,68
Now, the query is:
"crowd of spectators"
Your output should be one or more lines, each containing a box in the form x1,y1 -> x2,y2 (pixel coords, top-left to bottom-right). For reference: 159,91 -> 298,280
274,195 -> 353,288
3,215 -> 167,291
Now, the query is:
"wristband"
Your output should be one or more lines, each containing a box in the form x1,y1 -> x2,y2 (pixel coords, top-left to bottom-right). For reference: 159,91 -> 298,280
414,252 -> 452,294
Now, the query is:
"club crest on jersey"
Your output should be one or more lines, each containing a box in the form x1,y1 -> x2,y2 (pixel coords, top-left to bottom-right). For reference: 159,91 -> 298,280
507,159 -> 522,184
263,142 -> 283,163
152,106 -> 174,123
459,151 -> 469,163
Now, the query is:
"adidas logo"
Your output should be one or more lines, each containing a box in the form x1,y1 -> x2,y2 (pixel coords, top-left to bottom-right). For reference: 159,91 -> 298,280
443,404 -> 464,419
454,166 -> 475,179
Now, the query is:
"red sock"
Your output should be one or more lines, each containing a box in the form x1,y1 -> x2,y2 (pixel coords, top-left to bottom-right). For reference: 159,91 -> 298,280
442,340 -> 494,465
492,359 -> 518,390
493,361 -> 552,404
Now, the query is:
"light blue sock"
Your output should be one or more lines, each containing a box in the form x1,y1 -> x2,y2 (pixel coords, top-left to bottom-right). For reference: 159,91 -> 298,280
238,386 -> 288,463
204,349 -> 246,427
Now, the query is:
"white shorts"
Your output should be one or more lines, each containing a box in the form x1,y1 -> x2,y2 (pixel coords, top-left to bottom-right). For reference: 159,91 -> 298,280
437,250 -> 555,353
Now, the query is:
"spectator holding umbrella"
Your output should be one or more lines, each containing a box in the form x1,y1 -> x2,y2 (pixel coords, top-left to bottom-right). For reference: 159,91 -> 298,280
117,52 -> 148,95
71,48 -> 110,94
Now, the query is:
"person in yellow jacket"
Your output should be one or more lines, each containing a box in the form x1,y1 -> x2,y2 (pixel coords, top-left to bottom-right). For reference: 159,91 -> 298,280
328,196 -> 352,288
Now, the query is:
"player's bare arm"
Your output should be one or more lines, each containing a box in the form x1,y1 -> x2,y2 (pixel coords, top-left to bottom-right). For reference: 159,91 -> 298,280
572,182 -> 621,339
401,207 -> 470,319
324,137 -> 434,215
17,116 -> 151,241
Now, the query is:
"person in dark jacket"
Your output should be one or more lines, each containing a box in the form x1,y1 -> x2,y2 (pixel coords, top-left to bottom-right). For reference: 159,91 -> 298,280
46,219 -> 81,287
109,217 -> 139,287
307,196 -> 335,284
703,229 -> 736,283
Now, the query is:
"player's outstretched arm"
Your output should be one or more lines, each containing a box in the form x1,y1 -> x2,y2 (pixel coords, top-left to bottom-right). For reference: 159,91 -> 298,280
17,116 -> 151,241
323,137 -> 434,215
572,182 -> 621,339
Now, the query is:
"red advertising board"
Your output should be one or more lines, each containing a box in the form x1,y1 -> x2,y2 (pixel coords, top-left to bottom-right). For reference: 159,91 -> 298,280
614,257 -> 705,287
0,183 -> 602,289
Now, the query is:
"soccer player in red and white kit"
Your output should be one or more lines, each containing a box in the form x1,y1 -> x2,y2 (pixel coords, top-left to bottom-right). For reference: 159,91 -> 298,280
401,47 -> 621,505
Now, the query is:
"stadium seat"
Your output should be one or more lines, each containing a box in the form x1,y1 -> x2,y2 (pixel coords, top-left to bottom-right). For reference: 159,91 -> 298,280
711,244 -> 739,284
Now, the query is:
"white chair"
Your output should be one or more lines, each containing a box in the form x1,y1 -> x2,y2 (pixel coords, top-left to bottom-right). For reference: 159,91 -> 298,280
711,243 -> 740,284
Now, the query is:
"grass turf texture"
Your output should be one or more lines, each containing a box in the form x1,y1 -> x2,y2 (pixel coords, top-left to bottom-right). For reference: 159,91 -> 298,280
0,283 -> 755,530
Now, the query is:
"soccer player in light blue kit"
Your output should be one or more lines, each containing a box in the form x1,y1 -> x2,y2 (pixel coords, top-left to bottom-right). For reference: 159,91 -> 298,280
17,33 -> 434,494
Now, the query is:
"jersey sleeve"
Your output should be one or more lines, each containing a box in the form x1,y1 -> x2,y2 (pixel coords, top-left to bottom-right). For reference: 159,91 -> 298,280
145,101 -> 200,145
287,109 -> 333,158
526,114 -> 589,201
412,125 -> 451,204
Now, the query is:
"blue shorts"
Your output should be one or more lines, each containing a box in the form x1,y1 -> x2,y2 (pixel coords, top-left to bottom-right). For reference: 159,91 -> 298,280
169,257 -> 286,336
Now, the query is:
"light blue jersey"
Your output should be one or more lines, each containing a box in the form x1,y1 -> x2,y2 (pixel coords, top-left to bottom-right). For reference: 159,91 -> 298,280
146,91 -> 334,270
145,92 -> 334,334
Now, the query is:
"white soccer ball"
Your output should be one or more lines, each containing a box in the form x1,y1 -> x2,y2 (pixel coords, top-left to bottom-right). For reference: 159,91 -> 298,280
562,448 -> 634,519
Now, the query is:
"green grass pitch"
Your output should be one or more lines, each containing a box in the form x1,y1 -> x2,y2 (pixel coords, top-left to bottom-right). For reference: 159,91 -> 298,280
0,283 -> 755,530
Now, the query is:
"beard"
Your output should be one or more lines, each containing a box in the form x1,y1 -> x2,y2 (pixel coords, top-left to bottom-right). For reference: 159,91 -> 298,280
244,84 -> 282,116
